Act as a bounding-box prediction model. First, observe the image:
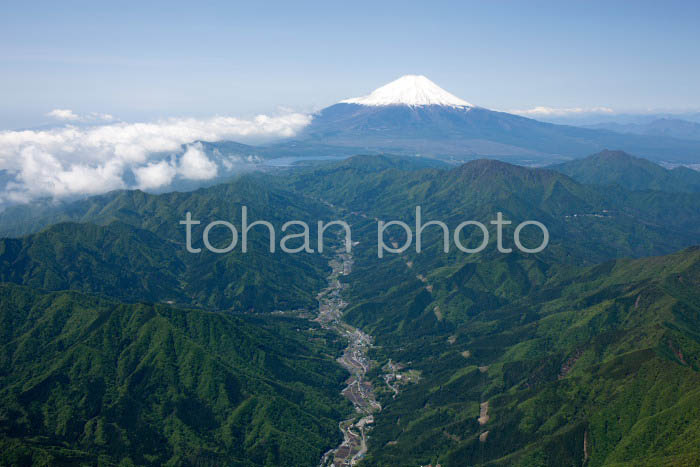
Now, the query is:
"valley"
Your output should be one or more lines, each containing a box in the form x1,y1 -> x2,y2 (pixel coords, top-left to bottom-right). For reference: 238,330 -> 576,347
316,250 -> 379,466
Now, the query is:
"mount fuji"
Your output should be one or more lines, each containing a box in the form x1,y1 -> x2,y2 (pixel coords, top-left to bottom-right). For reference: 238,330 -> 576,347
339,74 -> 473,108
278,75 -> 700,164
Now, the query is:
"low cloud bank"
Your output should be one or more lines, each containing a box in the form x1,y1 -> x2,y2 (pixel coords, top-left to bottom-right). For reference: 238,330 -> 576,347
509,106 -> 615,117
46,109 -> 115,123
0,112 -> 310,203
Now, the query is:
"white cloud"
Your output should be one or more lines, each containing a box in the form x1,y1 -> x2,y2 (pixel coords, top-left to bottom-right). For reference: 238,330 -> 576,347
46,109 -> 115,123
87,112 -> 115,122
133,159 -> 177,190
509,106 -> 615,117
4,146 -> 126,202
178,142 -> 218,180
0,112 -> 311,203
47,109 -> 81,121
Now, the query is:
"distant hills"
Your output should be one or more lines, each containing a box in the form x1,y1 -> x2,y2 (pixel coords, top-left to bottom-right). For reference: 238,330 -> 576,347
291,154 -> 700,264
551,150 -> 700,193
585,118 -> 700,141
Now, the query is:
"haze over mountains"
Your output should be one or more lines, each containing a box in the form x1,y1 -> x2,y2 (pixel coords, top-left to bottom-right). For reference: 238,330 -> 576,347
585,118 -> 700,141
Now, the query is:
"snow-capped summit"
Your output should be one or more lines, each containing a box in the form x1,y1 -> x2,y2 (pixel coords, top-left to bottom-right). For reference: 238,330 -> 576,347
294,74 -> 700,163
340,75 -> 472,108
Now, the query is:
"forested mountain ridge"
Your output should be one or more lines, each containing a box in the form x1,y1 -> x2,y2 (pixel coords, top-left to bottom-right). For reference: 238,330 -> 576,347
551,150 -> 700,193
291,155 -> 700,264
0,176 -> 336,312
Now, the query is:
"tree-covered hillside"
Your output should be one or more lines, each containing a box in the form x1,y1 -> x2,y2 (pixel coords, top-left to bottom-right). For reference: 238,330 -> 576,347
0,176 -> 336,312
551,150 -> 700,193
0,285 -> 351,466
344,243 -> 700,466
281,155 -> 700,466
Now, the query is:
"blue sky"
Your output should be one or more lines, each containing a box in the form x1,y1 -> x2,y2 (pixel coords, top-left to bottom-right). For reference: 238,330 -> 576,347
1,0 -> 699,128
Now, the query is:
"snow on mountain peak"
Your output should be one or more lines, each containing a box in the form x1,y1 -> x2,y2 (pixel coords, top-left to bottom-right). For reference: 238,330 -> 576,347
340,75 -> 472,108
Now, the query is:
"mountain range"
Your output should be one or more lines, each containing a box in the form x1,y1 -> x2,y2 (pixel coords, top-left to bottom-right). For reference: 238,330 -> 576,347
0,153 -> 699,466
585,118 -> 700,141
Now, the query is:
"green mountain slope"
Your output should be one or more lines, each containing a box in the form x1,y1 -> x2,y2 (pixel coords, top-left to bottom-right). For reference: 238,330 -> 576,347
0,176 -> 335,312
0,284 -> 351,466
347,246 -> 700,466
291,155 -> 700,266
551,150 -> 700,193
278,155 -> 700,465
